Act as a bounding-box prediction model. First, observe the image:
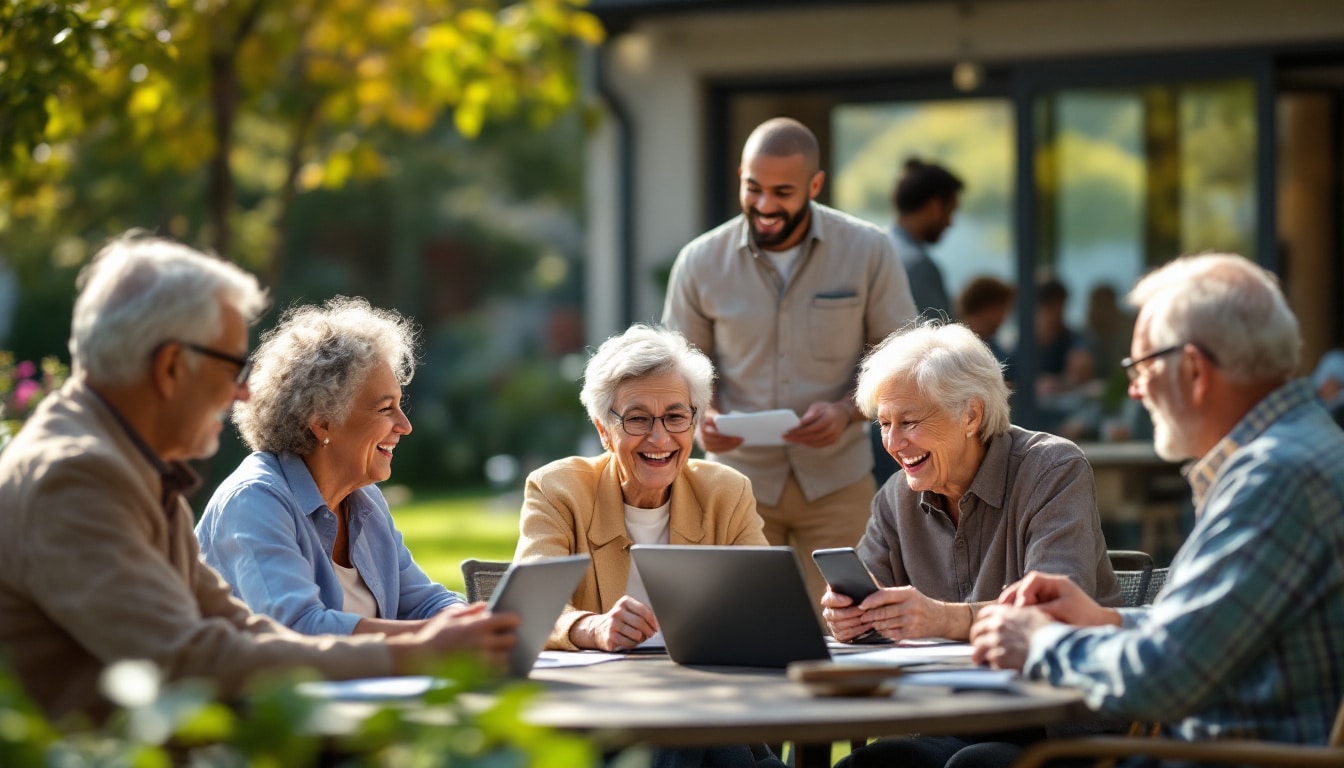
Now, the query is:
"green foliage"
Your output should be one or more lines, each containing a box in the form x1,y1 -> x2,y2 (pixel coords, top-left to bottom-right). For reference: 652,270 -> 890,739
0,654 -> 598,767
1,0 -> 604,262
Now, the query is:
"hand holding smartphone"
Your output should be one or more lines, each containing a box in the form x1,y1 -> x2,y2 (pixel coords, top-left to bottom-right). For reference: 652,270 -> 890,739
811,547 -> 892,645
812,547 -> 880,602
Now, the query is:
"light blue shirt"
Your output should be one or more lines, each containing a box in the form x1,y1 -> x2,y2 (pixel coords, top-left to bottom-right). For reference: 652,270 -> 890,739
1025,379 -> 1344,743
196,452 -> 463,635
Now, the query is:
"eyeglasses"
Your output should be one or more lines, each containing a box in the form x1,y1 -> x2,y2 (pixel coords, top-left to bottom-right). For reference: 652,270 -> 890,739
608,408 -> 697,436
182,342 -> 253,386
1120,342 -> 1217,383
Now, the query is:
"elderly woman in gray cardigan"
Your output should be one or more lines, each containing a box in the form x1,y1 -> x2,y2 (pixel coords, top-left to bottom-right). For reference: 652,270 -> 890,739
823,322 -> 1119,645
827,322 -> 1121,768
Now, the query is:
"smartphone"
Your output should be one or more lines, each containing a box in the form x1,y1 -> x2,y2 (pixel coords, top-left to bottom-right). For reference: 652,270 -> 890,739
811,547 -> 892,645
811,547 -> 880,602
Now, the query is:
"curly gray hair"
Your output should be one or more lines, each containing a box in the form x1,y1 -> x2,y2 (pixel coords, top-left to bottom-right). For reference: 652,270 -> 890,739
233,296 -> 419,455
579,324 -> 714,428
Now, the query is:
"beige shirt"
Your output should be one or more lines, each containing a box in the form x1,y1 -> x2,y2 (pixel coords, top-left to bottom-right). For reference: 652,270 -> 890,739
0,380 -> 393,721
514,454 -> 768,650
663,202 -> 917,504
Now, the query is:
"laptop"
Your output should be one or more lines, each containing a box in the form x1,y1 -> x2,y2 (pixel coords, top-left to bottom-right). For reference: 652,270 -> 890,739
630,545 -> 830,668
487,554 -> 591,676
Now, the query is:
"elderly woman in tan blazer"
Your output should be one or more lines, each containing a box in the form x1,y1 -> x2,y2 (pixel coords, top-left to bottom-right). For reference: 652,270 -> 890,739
515,324 -> 768,651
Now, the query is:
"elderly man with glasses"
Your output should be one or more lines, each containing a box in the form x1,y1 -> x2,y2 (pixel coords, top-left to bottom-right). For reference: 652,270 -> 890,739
972,253 -> 1344,749
0,232 -> 518,722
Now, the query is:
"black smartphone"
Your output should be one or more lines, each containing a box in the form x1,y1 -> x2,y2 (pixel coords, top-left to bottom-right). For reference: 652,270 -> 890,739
811,547 -> 891,645
811,547 -> 880,602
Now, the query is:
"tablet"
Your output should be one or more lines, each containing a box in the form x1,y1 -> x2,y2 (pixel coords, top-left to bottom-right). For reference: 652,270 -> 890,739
488,554 -> 591,677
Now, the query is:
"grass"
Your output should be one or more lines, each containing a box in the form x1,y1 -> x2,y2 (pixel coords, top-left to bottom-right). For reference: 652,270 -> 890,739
389,488 -> 522,593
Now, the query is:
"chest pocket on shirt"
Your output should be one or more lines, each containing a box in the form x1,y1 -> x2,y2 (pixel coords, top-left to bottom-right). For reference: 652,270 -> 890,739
809,293 -> 864,362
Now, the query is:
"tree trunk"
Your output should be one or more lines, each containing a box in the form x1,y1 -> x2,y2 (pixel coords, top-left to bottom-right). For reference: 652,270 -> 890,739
207,51 -> 236,258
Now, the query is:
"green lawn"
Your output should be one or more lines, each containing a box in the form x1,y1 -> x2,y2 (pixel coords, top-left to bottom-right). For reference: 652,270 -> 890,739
389,488 -> 522,593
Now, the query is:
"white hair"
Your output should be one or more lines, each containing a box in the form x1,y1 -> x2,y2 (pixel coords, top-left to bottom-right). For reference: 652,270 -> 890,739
1127,253 -> 1300,383
856,321 -> 1011,440
70,231 -> 268,386
233,296 -> 418,455
579,324 -> 714,426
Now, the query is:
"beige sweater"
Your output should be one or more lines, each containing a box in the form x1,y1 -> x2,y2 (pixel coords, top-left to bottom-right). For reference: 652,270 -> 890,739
0,380 -> 393,721
514,454 -> 768,650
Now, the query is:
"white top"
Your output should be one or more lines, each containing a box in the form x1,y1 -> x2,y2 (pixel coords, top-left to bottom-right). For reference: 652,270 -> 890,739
764,243 -> 804,286
624,500 -> 671,607
333,561 -> 378,619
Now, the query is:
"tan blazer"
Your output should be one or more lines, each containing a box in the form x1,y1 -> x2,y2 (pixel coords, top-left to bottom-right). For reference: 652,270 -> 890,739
0,380 -> 392,721
514,454 -> 768,650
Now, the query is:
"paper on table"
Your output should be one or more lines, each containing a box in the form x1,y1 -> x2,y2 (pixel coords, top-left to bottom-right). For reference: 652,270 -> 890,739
296,676 -> 444,701
634,630 -> 665,650
714,410 -> 800,446
831,642 -> 974,668
534,651 -> 626,668
900,669 -> 1018,690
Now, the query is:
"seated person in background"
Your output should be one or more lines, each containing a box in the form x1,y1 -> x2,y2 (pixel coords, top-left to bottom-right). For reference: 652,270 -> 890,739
0,233 -> 515,722
1030,276 -> 1096,396
973,253 -> 1344,748
198,297 -> 465,636
827,322 -> 1120,768
1311,348 -> 1344,429
955,275 -> 1015,382
515,324 -> 768,652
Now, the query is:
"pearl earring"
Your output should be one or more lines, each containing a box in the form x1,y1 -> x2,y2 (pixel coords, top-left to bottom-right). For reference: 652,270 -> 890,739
323,437 -> 330,446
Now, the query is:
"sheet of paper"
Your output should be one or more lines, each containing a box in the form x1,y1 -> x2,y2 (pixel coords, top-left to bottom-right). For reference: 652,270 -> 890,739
534,651 -> 626,668
831,642 -> 974,668
635,630 -> 665,650
296,676 -> 444,701
714,410 -> 800,446
899,669 -> 1018,690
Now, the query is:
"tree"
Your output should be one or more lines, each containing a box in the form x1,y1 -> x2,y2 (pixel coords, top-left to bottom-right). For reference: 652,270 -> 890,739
0,0 -> 603,280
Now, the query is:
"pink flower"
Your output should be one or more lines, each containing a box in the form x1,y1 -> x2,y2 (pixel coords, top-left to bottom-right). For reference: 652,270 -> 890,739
14,360 -> 36,380
13,379 -> 40,412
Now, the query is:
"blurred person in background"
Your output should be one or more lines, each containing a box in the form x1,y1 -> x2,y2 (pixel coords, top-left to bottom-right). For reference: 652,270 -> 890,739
1311,348 -> 1344,428
889,157 -> 965,322
956,275 -> 1016,382
198,297 -> 470,636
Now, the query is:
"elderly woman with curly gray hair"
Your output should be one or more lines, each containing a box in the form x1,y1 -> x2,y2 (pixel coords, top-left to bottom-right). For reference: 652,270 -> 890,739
197,297 -> 497,642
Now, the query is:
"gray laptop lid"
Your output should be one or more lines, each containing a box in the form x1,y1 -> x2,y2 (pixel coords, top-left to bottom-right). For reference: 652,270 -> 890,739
488,554 -> 591,676
631,545 -> 830,668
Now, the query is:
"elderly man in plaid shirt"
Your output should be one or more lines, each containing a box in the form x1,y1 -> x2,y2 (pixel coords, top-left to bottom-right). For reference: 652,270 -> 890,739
971,253 -> 1344,746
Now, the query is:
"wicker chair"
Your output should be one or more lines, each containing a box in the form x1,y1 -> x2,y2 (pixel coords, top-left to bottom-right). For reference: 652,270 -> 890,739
1145,567 -> 1169,605
1107,550 -> 1155,608
460,559 -> 511,603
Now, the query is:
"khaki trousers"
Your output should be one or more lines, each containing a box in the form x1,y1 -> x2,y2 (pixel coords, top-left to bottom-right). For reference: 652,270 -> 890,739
756,473 -> 876,620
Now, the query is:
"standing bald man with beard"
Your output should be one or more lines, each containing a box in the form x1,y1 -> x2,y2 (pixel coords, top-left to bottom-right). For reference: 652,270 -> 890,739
663,117 -> 917,607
